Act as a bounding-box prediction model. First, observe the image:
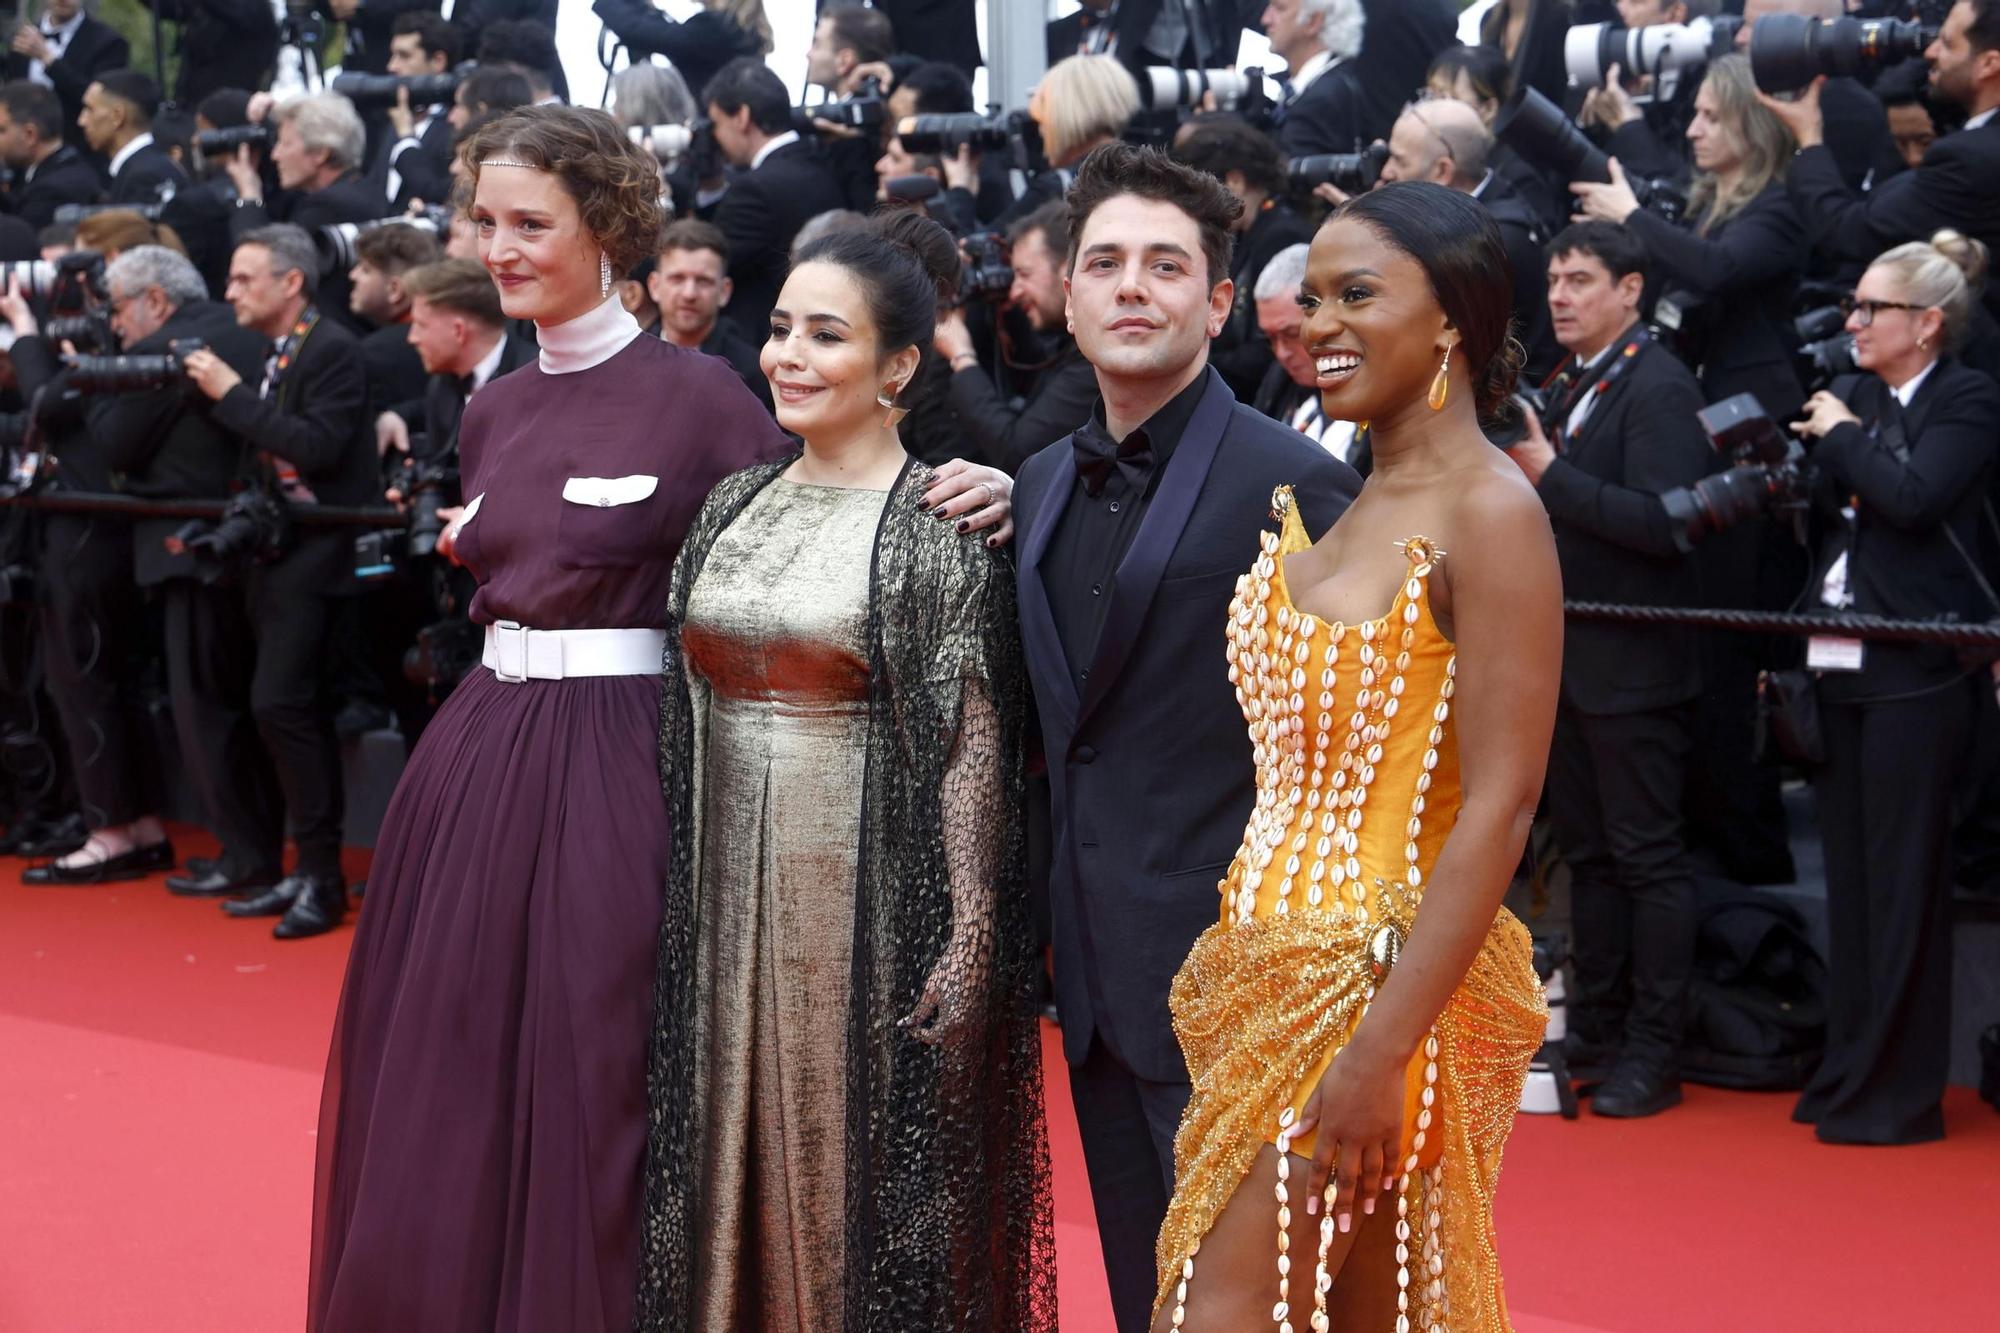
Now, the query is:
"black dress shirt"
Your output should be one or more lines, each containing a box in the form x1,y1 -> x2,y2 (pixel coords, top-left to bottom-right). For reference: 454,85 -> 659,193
1044,369 -> 1209,688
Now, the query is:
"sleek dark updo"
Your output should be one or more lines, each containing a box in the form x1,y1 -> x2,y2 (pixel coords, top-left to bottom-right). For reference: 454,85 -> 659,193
1332,182 -> 1525,429
792,208 -> 961,378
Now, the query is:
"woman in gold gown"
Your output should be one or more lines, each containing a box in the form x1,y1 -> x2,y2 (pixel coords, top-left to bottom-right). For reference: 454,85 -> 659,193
1154,182 -> 1563,1333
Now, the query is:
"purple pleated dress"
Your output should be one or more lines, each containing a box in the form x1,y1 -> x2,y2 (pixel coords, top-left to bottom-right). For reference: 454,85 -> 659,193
307,316 -> 786,1333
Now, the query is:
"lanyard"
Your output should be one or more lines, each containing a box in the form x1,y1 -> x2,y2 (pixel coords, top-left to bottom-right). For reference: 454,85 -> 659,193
1548,327 -> 1650,452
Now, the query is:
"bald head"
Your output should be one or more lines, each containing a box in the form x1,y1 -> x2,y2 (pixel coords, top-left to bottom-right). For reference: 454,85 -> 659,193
1383,97 -> 1492,190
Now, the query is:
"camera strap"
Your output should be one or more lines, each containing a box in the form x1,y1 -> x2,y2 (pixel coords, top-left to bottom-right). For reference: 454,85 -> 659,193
259,305 -> 323,504
1547,326 -> 1650,452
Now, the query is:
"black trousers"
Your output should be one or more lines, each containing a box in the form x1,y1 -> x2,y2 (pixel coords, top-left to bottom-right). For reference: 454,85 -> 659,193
38,515 -> 151,829
1685,628 -> 1795,885
1796,677 -> 1972,1144
1548,699 -> 1698,1066
246,560 -> 343,879
162,576 -> 283,876
1068,1037 -> 1190,1333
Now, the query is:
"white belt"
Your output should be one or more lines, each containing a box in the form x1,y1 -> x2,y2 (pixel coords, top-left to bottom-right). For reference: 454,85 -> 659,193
482,622 -> 666,683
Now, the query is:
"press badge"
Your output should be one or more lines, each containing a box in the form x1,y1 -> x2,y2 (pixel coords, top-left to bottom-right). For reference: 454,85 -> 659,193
1807,636 -> 1866,672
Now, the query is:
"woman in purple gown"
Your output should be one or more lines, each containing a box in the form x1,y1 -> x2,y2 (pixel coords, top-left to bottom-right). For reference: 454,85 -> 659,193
306,106 -> 1015,1333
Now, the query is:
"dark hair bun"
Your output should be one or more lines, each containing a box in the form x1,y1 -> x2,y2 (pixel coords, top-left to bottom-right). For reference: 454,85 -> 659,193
873,208 -> 962,307
1477,332 -> 1527,431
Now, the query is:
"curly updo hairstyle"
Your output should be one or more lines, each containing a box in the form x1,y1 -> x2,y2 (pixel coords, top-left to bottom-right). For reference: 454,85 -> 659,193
1332,182 -> 1525,430
459,105 -> 665,278
792,208 -> 961,382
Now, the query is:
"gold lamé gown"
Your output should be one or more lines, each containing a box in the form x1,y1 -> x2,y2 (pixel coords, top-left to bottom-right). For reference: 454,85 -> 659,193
1155,489 -> 1547,1332
679,478 -> 888,1330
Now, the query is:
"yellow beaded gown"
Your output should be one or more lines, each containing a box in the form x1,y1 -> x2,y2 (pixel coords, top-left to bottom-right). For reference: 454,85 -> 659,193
1155,489 -> 1547,1332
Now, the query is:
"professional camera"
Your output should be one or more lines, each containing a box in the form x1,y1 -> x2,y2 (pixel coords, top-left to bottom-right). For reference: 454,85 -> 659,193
1565,17 -> 1742,94
1493,87 -> 1689,221
958,231 -> 1014,307
355,455 -> 461,581
1749,13 -> 1935,94
1287,142 -> 1390,195
192,123 -> 274,164
1659,393 -> 1810,550
803,75 -> 886,133
65,337 -> 207,393
1139,65 -> 1276,117
627,122 -> 693,160
315,212 -> 447,276
166,486 -> 294,584
331,67 -> 466,111
43,311 -> 116,354
896,109 -> 1035,158
2,252 -> 105,317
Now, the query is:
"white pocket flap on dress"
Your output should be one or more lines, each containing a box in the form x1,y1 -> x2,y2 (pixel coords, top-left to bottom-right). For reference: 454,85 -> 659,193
562,475 -> 659,508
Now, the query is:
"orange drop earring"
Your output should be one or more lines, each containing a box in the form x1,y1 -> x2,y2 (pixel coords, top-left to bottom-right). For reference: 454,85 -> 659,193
1428,345 -> 1452,412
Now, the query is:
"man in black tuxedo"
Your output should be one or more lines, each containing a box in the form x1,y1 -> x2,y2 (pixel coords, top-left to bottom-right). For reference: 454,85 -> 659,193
370,11 -> 461,214
1503,221 -> 1711,1120
698,57 -> 847,343
1263,0 -> 1371,158
181,224 -> 381,941
79,70 -> 187,206
349,222 -> 438,416
644,219 -> 772,412
5,0 -> 127,155
226,92 -> 389,330
0,79 -> 100,227
1762,0 -> 2000,315
378,256 -> 535,464
1012,143 -> 1359,1333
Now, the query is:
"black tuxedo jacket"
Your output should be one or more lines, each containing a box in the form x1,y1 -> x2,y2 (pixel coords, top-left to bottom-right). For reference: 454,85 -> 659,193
703,140 -> 847,342
1476,172 -> 1560,384
5,144 -> 103,229
1789,119 -> 2000,318
0,212 -> 35,260
1015,366 -> 1361,1080
139,0 -> 280,105
698,321 -> 772,412
371,112 -> 455,213
1277,58 -> 1370,158
400,331 -> 537,460
1627,182 -> 1810,419
1213,199 -> 1314,401
4,16 -> 127,152
360,322 -> 429,417
82,300 -> 270,586
108,143 -> 188,207
1534,336 -> 1713,716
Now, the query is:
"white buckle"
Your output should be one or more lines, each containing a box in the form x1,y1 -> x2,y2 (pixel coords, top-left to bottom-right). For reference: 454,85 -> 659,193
491,620 -> 530,683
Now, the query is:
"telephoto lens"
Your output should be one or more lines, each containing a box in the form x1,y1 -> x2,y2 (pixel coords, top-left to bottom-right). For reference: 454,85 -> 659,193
896,112 -> 1016,155
627,124 -> 694,159
1563,17 -> 1742,90
1141,66 -> 1255,111
1494,86 -> 1615,185
193,123 -> 274,161
1749,14 -> 1935,94
1287,142 -> 1391,194
331,69 -> 465,110
66,337 -> 207,394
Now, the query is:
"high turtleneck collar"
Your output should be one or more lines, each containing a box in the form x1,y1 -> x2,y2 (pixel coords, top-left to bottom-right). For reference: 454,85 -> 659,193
537,294 -> 642,374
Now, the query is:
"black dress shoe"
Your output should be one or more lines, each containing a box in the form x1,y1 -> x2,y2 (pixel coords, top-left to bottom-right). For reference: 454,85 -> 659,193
11,812 -> 90,859
273,876 -> 349,939
222,875 -> 310,918
1562,1032 -> 1619,1082
1590,1062 -> 1684,1118
22,841 -> 176,886
184,855 -> 221,879
167,867 -> 276,898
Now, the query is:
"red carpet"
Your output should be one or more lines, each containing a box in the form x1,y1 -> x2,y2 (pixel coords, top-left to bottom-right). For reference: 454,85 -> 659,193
3,841 -> 1995,1332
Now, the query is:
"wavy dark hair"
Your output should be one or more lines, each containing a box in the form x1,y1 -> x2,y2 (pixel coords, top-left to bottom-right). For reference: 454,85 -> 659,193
1332,181 -> 1524,426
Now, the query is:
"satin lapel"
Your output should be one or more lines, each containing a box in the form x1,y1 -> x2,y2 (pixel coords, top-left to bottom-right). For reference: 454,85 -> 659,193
1018,450 -> 1080,728
1074,369 -> 1233,727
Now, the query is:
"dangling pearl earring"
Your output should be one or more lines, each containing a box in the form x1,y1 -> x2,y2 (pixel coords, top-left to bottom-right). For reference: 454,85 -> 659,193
1427,344 -> 1453,411
599,252 -> 613,300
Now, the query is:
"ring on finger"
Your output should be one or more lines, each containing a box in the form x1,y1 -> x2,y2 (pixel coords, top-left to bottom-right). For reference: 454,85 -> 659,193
977,482 -> 997,507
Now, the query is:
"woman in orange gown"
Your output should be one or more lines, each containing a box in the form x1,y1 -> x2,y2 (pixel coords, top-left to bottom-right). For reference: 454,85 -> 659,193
1153,182 -> 1562,1333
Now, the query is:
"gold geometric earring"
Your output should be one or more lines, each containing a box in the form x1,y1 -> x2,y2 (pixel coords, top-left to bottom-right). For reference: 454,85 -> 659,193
877,382 -> 906,428
1428,344 -> 1452,411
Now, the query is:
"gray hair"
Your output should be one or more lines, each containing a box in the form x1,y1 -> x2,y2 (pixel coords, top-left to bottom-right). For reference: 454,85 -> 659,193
612,62 -> 697,131
274,91 -> 367,173
1300,0 -> 1367,61
1254,242 -> 1312,302
789,208 -> 868,263
105,245 -> 208,309
238,223 -> 322,298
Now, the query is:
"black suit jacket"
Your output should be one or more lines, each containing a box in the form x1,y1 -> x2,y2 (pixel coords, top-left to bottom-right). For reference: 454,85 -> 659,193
697,321 -> 772,412
232,173 -> 394,330
1534,335 -> 1712,715
947,336 -> 1099,475
0,212 -> 35,260
343,0 -> 444,76
138,0 -> 281,105
401,331 -> 537,460
703,140 -> 848,342
5,145 -> 103,229
875,0 -> 982,77
360,322 -> 429,416
108,143 -> 188,207
1352,0 -> 1459,145
82,300 -> 270,586
1813,361 -> 2000,677
1475,172 -> 1561,384
4,16 -> 127,152
1015,366 -> 1361,1080
1788,119 -> 2000,319
1213,199 -> 1314,401
1627,182 -> 1810,420
1277,59 -> 1370,158
372,112 -> 455,213
593,0 -> 762,102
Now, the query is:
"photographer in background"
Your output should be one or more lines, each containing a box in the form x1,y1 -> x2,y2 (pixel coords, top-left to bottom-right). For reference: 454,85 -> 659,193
697,56 -> 846,342
935,199 -> 1097,473
225,92 -> 384,329
179,224 -> 378,941
349,223 -> 439,417
328,0 -> 443,78
1248,240 -> 1367,465
446,63 -> 534,134
387,256 -> 535,464
0,78 -> 100,229
474,19 -> 563,106
808,1 -> 894,99
81,70 -> 186,205
1376,95 -> 1560,382
1506,221 -> 1713,1120
645,220 -> 770,411
1760,0 -> 2000,307
134,1 -> 280,107
1171,115 -> 1312,400
593,0 -> 771,108
1005,54 -> 1139,229
1736,0 -> 1905,194
1877,56 -> 1942,171
371,11 -> 462,213
1426,43 -> 1567,231
1788,231 -> 2000,1145
1263,0 -> 1370,158
6,0 -> 127,155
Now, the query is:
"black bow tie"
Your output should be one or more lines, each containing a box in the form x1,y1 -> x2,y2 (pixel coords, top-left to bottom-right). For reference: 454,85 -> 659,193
456,373 -> 476,396
1073,418 -> 1155,498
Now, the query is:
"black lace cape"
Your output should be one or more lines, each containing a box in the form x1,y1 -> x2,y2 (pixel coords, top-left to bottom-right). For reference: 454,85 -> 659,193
635,456 -> 1057,1332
